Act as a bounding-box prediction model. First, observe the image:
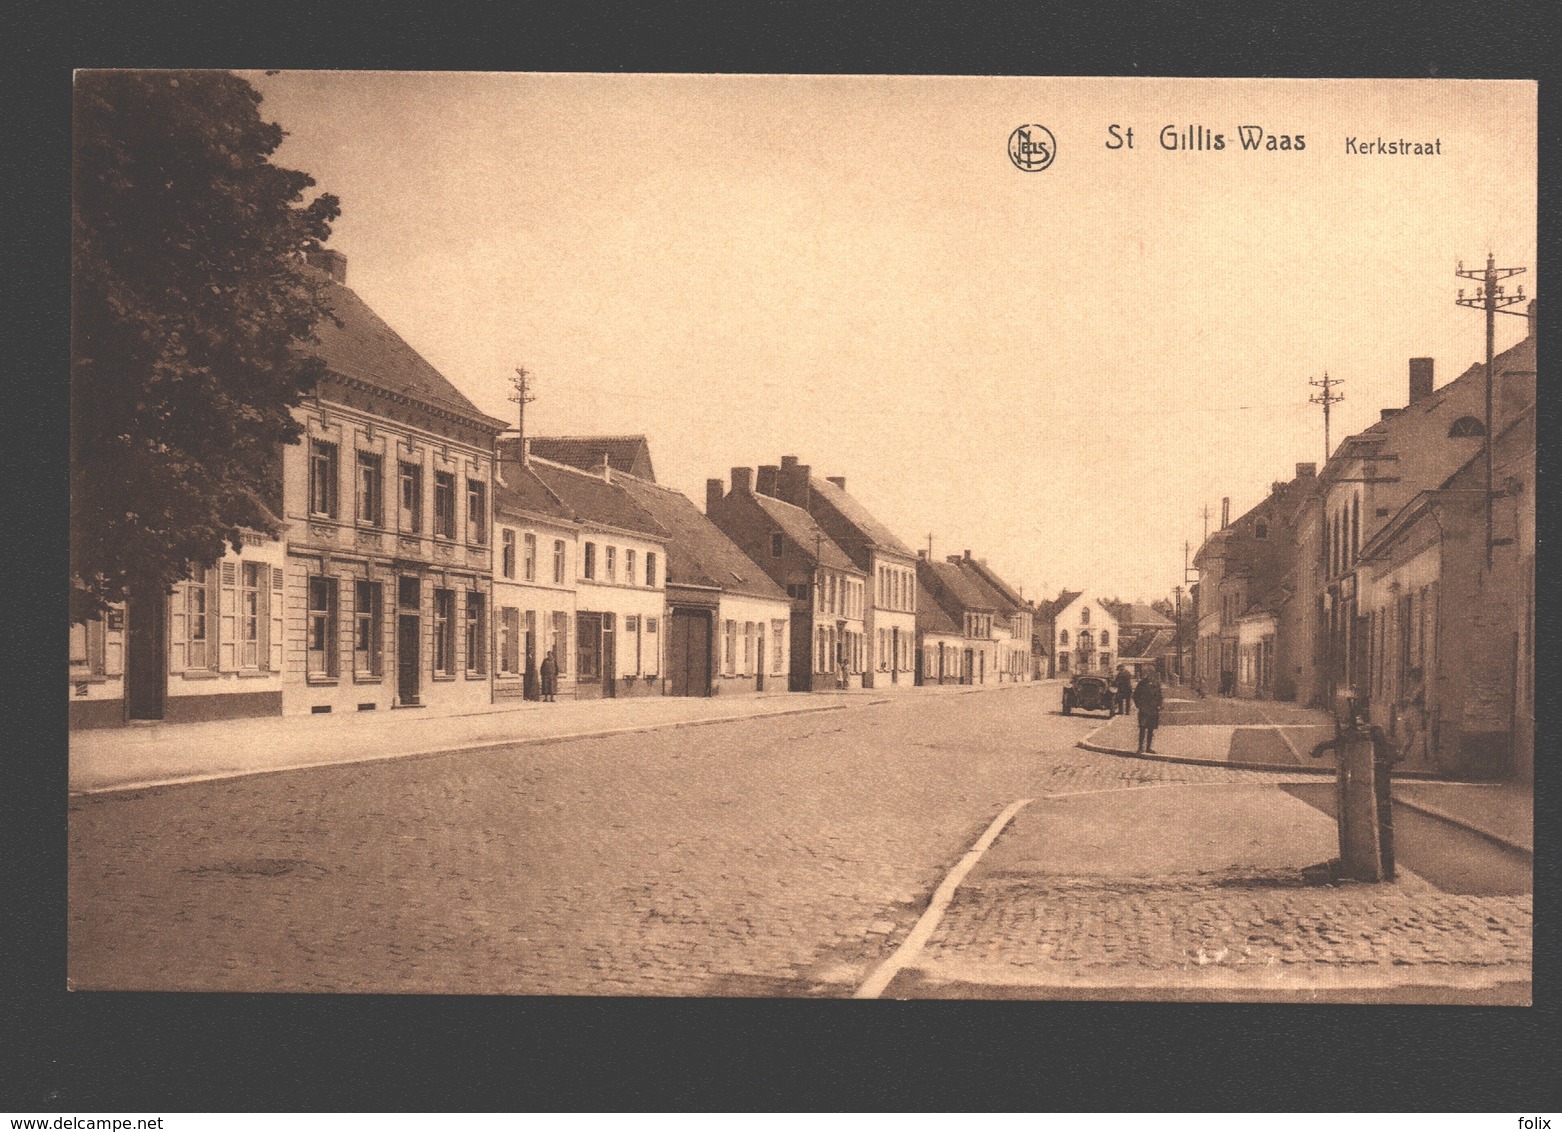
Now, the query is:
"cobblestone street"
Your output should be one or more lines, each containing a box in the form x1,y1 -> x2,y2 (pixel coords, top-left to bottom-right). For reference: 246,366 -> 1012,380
68,684 -> 1530,999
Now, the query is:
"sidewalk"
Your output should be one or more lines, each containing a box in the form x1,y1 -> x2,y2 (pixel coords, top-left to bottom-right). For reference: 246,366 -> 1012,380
68,690 -> 865,795
1077,700 -> 1534,856
888,782 -> 1532,1002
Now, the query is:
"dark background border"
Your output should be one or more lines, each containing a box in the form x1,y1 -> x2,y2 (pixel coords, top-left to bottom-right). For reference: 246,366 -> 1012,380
11,0 -> 1559,1111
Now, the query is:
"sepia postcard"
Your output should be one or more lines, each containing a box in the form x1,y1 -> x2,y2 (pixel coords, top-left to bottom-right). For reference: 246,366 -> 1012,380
68,72 -> 1535,1004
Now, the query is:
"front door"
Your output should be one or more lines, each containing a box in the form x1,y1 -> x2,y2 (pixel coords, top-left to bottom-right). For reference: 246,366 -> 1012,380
397,615 -> 420,705
601,612 -> 617,697
667,607 -> 712,696
125,586 -> 166,720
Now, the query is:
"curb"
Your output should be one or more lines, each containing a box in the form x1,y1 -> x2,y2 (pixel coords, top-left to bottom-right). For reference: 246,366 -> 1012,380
70,700 -> 854,798
1075,739 -> 1529,850
1393,795 -> 1534,857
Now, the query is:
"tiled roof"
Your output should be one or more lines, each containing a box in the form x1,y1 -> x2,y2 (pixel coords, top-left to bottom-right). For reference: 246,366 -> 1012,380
493,458 -> 574,524
309,278 -> 505,429
961,558 -> 1026,611
916,580 -> 963,636
528,460 -> 668,540
614,476 -> 787,602
807,476 -> 914,558
924,559 -> 998,614
1106,601 -> 1173,629
746,492 -> 860,573
528,436 -> 655,482
1038,590 -> 1082,620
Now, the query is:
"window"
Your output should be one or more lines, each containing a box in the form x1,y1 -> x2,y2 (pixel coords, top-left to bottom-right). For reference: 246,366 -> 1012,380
174,565 -> 213,670
309,440 -> 339,518
357,452 -> 384,527
584,542 -> 596,580
645,552 -> 656,588
625,549 -> 636,585
605,545 -> 616,582
433,589 -> 455,675
772,620 -> 786,674
1059,629 -> 1069,646
1100,630 -> 1109,647
465,592 -> 486,674
550,611 -> 569,665
399,462 -> 423,533
576,612 -> 599,679
771,533 -> 784,558
1449,416 -> 1485,438
1080,606 -> 1090,625
501,529 -> 516,579
644,615 -> 658,676
553,540 -> 567,585
1058,652 -> 1070,672
523,533 -> 537,582
307,576 -> 339,677
240,562 -> 265,669
467,480 -> 487,544
434,472 -> 456,539
499,607 -> 520,675
625,614 -> 642,675
787,583 -> 808,601
1255,522 -> 1268,540
354,580 -> 383,676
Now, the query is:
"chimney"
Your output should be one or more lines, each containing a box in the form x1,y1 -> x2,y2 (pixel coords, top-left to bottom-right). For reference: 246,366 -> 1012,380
1380,408 -> 1401,422
827,476 -> 846,491
1295,462 -> 1316,479
1409,357 -> 1434,403
946,555 -> 962,564
730,467 -> 754,495
598,453 -> 612,483
917,549 -> 928,561
756,464 -> 780,496
1221,497 -> 1230,528
1272,482 -> 1285,496
706,477 -> 724,514
1527,299 -> 1536,339
305,248 -> 347,284
777,459 -> 810,508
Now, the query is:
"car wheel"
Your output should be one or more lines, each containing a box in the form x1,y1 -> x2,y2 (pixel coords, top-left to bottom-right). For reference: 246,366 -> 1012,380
1062,699 -> 1072,715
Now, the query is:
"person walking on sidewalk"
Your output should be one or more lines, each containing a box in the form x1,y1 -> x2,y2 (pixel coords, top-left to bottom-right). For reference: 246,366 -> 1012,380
1113,665 -> 1133,715
539,649 -> 559,703
1133,668 -> 1163,754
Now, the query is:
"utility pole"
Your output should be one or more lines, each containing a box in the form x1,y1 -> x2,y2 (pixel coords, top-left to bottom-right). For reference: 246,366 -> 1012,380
509,366 -> 537,442
1201,505 -> 1211,543
1309,370 -> 1345,465
1457,253 -> 1527,569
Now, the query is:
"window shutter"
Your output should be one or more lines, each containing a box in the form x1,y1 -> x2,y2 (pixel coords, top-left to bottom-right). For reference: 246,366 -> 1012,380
217,562 -> 237,671
269,567 -> 285,672
327,579 -> 340,677
169,585 -> 188,672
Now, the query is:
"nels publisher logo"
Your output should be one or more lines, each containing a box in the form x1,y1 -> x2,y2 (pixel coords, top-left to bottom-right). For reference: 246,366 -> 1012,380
1008,124 -> 1056,171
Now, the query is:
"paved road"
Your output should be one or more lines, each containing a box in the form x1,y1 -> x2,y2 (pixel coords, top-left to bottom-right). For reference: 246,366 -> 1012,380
69,683 -> 1271,996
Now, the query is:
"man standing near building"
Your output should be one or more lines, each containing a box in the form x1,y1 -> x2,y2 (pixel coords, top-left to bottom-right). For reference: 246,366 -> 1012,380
1134,668 -> 1163,754
1114,664 -> 1133,715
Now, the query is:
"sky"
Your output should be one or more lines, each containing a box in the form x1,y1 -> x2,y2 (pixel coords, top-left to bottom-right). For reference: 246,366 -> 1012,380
245,72 -> 1536,605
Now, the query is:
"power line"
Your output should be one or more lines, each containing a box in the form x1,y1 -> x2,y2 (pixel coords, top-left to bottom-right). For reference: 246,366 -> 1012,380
1456,252 -> 1527,570
1308,370 -> 1344,464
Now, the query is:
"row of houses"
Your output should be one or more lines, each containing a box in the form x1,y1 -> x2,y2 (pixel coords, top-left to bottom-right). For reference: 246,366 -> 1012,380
69,250 -> 1048,729
1192,307 -> 1535,782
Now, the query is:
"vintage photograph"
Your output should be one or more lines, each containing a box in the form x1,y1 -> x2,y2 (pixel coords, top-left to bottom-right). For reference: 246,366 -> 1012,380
68,72 -> 1534,1002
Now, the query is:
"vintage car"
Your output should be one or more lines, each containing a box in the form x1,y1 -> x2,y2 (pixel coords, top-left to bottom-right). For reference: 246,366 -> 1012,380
1062,673 -> 1115,717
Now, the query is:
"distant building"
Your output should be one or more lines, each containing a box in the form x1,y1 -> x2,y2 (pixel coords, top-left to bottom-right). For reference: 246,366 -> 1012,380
707,467 -> 867,692
915,573 -> 968,685
615,471 -> 792,697
1035,591 -> 1121,677
1105,600 -> 1177,678
954,553 -> 1035,682
916,555 -> 1001,685
529,456 -> 670,699
492,442 -> 580,702
757,457 -> 919,689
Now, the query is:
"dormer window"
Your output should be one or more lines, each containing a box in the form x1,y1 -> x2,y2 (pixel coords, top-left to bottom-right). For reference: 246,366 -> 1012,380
1255,522 -> 1268,540
1449,416 -> 1485,438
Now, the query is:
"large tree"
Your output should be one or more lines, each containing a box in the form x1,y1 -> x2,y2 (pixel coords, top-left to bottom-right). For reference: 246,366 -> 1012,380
72,70 -> 340,620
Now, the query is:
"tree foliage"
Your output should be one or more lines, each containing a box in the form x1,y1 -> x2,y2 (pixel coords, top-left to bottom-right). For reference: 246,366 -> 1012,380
72,70 -> 340,619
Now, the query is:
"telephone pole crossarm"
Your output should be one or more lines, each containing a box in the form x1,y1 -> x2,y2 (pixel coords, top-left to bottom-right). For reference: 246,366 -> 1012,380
1309,371 -> 1345,464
